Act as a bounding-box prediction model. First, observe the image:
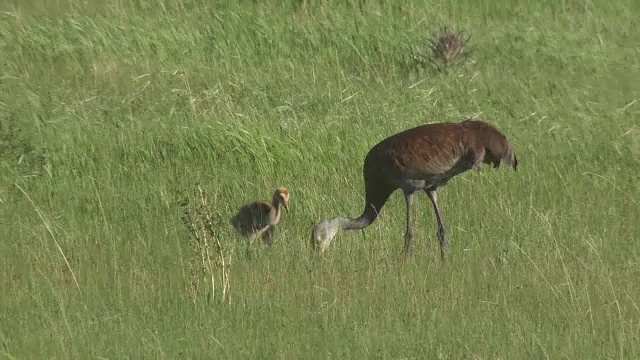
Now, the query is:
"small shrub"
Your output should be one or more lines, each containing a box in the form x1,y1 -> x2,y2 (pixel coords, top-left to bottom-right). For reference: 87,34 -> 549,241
412,26 -> 471,73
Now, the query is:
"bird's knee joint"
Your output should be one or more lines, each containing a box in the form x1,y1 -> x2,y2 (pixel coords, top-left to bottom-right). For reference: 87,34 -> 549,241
404,229 -> 414,242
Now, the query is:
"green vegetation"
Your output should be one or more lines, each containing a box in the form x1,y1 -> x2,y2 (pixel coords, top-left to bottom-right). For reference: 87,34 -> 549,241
1,0 -> 639,358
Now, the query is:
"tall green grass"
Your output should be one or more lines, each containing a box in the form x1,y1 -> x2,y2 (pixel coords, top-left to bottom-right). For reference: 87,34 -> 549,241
1,0 -> 639,358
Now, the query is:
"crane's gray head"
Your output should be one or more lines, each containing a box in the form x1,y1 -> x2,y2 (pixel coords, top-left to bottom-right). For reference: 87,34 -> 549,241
310,217 -> 343,253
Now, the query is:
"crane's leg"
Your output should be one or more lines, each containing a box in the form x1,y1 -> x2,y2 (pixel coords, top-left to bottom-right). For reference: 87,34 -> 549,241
403,189 -> 416,255
426,190 -> 446,259
262,226 -> 275,247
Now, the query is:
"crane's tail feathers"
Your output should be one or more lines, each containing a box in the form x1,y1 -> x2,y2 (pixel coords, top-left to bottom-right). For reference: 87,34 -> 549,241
494,152 -> 517,171
502,148 -> 517,171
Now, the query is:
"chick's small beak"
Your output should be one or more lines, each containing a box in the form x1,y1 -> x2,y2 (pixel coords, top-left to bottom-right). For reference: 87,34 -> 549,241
283,202 -> 289,212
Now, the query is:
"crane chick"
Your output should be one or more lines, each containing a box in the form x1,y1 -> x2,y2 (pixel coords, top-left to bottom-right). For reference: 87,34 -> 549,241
230,187 -> 289,246
311,117 -> 518,258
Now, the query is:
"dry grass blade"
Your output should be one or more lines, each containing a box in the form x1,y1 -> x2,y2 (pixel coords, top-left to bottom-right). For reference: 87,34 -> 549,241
180,184 -> 231,305
14,183 -> 82,295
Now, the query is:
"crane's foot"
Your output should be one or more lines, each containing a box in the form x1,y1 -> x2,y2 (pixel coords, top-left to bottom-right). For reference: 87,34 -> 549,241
244,240 -> 258,260
398,248 -> 413,268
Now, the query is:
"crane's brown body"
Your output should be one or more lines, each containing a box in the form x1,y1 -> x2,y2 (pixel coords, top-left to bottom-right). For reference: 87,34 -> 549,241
231,187 -> 289,245
311,118 -> 517,258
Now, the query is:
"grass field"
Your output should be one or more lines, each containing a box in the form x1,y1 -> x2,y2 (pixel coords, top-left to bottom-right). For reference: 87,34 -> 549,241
1,0 -> 639,358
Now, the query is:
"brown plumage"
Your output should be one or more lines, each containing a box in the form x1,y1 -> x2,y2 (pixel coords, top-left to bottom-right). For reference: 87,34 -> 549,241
230,187 -> 289,245
311,117 -> 518,258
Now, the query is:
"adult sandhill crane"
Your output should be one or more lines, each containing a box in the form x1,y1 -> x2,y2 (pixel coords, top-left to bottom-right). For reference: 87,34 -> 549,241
311,118 -> 518,259
230,187 -> 289,246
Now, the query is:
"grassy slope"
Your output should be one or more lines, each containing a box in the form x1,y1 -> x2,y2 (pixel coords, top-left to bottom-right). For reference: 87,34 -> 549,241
1,0 -> 639,358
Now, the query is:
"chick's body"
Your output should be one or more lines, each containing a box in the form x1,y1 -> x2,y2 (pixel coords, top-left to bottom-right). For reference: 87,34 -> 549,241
230,187 -> 289,245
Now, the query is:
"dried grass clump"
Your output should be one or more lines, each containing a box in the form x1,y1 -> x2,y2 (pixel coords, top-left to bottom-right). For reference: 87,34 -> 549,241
180,184 -> 231,305
413,26 -> 471,72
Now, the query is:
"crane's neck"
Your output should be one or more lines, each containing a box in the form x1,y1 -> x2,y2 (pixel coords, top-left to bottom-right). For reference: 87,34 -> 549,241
312,186 -> 392,252
339,203 -> 381,230
271,198 -> 286,222
341,215 -> 372,230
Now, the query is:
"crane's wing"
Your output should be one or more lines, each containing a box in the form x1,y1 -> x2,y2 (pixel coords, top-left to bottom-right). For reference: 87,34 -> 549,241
376,122 -> 469,177
230,201 -> 273,236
